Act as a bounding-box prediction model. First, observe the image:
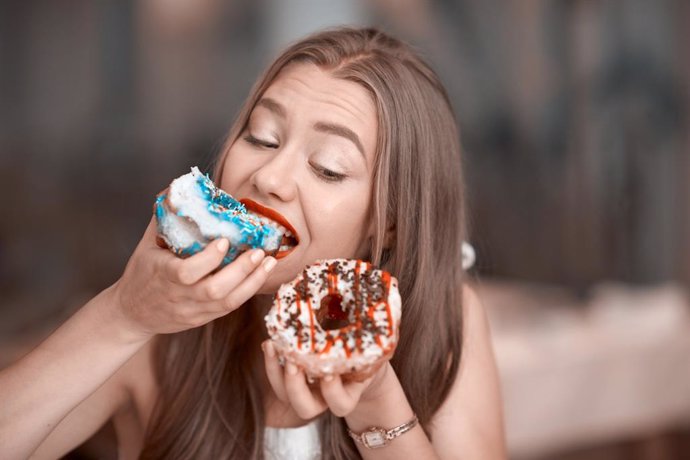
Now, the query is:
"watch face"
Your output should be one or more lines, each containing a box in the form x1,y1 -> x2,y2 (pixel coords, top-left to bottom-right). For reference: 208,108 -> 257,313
363,428 -> 388,448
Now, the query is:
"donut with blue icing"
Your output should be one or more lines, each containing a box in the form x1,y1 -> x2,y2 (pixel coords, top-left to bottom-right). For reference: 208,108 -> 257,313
155,167 -> 298,266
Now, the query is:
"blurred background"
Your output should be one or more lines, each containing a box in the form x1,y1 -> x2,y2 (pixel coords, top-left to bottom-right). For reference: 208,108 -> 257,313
1,1 -> 689,459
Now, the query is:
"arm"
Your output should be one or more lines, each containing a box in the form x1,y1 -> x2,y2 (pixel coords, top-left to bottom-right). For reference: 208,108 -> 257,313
346,289 -> 506,460
262,286 -> 506,459
429,286 -> 506,459
0,217 -> 276,459
0,287 -> 149,459
343,286 -> 505,459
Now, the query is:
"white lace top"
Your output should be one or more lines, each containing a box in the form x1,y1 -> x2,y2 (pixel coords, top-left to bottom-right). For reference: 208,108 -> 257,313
264,420 -> 321,460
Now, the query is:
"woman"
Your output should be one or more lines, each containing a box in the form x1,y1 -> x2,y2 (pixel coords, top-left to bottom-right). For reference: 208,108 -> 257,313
0,27 -> 505,459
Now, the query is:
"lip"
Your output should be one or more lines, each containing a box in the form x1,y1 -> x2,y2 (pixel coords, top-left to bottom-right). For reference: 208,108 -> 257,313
240,198 -> 300,259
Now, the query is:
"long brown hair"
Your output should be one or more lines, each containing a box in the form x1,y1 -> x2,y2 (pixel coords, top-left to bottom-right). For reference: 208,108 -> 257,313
140,27 -> 466,459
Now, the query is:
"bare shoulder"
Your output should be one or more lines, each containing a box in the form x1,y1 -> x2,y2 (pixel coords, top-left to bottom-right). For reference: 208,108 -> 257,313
430,285 -> 507,459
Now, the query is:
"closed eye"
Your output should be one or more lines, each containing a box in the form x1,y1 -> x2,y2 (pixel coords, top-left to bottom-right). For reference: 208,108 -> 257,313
243,133 -> 279,149
310,161 -> 347,183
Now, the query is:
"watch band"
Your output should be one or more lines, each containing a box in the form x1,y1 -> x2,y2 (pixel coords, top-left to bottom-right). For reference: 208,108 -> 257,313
347,414 -> 419,449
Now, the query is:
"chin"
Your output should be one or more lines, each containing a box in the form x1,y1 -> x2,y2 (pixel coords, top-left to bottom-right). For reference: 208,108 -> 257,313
257,279 -> 281,295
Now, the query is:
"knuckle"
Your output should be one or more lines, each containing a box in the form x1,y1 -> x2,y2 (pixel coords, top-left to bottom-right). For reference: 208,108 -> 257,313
164,258 -> 178,276
177,267 -> 195,285
330,405 -> 348,417
294,405 -> 316,420
223,295 -> 239,311
204,282 -> 224,300
323,394 -> 350,417
187,315 -> 208,329
171,309 -> 190,325
167,260 -> 186,283
339,401 -> 356,417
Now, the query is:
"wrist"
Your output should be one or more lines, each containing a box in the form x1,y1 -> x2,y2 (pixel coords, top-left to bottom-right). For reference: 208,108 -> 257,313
347,413 -> 419,449
345,362 -> 415,432
85,284 -> 154,347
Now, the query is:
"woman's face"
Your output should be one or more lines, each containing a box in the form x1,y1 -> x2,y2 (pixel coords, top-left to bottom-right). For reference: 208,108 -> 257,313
220,63 -> 378,292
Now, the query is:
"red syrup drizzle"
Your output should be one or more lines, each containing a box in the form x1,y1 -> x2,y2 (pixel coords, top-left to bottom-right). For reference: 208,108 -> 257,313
287,261 -> 394,358
314,262 -> 355,357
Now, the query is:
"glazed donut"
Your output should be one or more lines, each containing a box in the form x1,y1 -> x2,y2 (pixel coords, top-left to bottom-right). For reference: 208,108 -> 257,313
265,259 -> 402,381
155,167 -> 298,265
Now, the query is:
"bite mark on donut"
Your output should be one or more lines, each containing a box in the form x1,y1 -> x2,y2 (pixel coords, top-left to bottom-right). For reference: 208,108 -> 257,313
240,198 -> 299,259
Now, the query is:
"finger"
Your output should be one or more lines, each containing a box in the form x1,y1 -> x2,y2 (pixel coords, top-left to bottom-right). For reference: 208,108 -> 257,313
284,362 -> 328,420
165,238 -> 230,286
320,374 -> 374,417
262,341 -> 288,403
195,248 -> 266,301
206,256 -> 276,312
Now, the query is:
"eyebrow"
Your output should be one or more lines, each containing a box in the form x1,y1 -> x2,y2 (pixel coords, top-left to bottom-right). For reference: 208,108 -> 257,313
256,98 -> 286,119
313,122 -> 365,158
256,97 -> 366,159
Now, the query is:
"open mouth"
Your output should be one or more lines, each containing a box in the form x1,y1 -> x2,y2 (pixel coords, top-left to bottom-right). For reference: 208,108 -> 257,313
240,198 -> 299,259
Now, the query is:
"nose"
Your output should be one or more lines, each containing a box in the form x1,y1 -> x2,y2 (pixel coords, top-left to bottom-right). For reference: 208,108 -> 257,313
250,150 -> 298,202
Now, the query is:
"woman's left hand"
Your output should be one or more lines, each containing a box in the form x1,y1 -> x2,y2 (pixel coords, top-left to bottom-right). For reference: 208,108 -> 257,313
261,340 -> 390,419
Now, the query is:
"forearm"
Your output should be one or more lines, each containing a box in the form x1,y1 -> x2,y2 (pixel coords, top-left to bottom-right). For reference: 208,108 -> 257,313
0,285 -> 151,458
345,366 -> 439,460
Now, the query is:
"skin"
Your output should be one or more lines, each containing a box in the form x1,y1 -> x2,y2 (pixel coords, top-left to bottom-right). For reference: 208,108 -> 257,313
221,62 -> 390,425
220,61 -> 386,423
220,62 -> 379,292
0,62 -> 505,459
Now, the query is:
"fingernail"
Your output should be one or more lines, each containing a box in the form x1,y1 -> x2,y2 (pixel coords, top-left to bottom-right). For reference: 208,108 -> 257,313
217,239 -> 229,252
286,363 -> 298,376
323,374 -> 334,382
251,249 -> 264,264
263,257 -> 277,272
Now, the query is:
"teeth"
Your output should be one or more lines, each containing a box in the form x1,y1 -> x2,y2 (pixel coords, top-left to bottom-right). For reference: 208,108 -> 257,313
246,209 -> 295,239
279,245 -> 291,252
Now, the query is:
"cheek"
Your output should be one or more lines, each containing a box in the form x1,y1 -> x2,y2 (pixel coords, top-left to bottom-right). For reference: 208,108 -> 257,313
307,189 -> 371,252
219,147 -> 252,193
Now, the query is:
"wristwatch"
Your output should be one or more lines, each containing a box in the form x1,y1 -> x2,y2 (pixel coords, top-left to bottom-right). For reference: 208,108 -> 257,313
347,414 -> 419,449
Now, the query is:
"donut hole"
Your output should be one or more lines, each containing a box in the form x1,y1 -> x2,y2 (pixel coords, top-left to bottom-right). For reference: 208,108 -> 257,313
317,294 -> 351,331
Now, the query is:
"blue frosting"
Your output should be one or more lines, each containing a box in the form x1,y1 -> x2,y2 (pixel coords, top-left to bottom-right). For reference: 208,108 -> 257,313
194,173 -> 279,254
155,193 -> 167,221
154,171 -> 281,266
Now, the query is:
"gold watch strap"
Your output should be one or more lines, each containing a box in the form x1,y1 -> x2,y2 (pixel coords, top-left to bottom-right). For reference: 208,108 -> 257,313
347,414 -> 419,449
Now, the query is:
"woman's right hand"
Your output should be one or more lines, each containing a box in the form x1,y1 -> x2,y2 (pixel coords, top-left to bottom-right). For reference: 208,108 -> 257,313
107,216 -> 276,341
